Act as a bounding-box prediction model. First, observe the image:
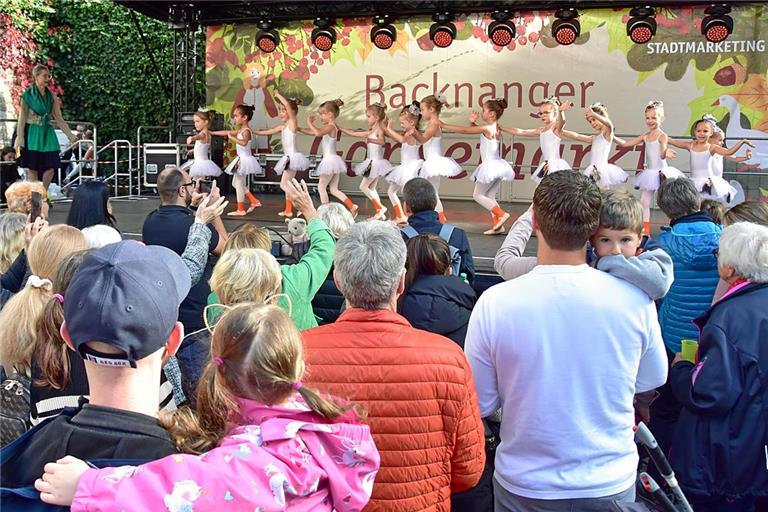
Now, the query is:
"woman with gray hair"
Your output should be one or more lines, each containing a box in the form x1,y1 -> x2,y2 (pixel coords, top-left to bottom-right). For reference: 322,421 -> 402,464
669,221 -> 768,511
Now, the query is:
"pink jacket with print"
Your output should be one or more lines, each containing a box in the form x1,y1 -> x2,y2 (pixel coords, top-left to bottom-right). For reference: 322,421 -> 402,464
71,395 -> 380,512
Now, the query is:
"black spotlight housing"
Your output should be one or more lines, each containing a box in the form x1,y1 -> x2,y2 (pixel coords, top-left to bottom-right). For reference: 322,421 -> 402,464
552,8 -> 580,46
627,6 -> 657,44
311,18 -> 336,51
488,10 -> 516,47
429,11 -> 457,48
256,20 -> 279,53
702,4 -> 733,43
371,14 -> 396,50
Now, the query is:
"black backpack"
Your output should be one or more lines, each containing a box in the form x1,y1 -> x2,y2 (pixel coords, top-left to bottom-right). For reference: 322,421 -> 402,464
1,370 -> 31,447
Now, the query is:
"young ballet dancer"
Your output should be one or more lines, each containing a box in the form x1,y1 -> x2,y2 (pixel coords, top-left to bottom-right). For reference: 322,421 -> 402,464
416,93 -> 464,224
560,104 -> 628,189
499,96 -> 573,185
614,100 -> 684,236
709,126 -> 752,200
182,108 -> 222,185
251,90 -> 310,218
383,101 -> 424,224
441,98 -> 515,235
305,99 -> 358,215
35,304 -> 380,511
337,102 -> 392,220
212,105 -> 262,216
666,115 -> 753,203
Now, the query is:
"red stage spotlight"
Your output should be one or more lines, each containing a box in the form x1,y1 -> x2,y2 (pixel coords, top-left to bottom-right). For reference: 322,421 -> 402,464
702,4 -> 732,43
627,6 -> 656,44
312,18 -> 336,51
371,14 -> 396,50
430,12 -> 456,48
552,8 -> 580,46
489,10 -> 516,47
256,21 -> 279,53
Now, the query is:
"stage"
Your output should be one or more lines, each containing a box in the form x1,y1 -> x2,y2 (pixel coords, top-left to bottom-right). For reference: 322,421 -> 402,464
46,192 -> 671,275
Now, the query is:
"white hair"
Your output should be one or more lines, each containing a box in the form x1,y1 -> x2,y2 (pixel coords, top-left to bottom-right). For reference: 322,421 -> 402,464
334,220 -> 406,310
718,222 -> 768,283
81,225 -> 122,249
317,203 -> 355,239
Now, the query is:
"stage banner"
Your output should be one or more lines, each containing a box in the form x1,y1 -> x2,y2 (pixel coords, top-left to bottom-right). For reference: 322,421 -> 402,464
206,4 -> 768,201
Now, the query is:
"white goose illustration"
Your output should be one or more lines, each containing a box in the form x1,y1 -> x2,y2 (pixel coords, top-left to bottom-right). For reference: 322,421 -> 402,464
714,95 -> 768,168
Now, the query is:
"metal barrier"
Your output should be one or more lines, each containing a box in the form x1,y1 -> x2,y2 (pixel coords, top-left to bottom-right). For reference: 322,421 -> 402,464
97,139 -> 135,198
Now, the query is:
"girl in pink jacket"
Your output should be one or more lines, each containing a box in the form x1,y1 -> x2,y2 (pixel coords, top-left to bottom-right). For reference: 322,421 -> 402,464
35,304 -> 379,512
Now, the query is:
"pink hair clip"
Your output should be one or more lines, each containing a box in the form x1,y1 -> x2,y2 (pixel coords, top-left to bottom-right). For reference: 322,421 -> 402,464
292,381 -> 303,391
214,357 -> 224,366
53,293 -> 64,303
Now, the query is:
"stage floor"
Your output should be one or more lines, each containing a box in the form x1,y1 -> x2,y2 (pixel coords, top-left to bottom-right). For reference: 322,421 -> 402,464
46,192 -> 670,274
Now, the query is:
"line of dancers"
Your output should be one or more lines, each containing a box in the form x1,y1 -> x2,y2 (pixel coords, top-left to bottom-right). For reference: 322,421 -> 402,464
182,93 -> 754,235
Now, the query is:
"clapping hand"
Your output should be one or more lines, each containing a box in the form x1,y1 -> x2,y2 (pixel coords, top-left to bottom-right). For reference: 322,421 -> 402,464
284,179 -> 316,220
194,193 -> 228,225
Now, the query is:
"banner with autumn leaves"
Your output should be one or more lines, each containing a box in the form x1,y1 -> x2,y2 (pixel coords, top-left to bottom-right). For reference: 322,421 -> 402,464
206,4 -> 767,201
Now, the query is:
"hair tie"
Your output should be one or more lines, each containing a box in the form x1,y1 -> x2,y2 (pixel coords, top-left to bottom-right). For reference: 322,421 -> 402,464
292,381 -> 303,391
53,293 -> 64,303
197,107 -> 210,113
434,92 -> 447,104
370,101 -> 385,109
647,100 -> 664,108
28,275 -> 52,290
214,357 -> 224,366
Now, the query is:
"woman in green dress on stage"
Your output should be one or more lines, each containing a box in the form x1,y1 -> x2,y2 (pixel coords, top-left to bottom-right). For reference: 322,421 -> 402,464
14,64 -> 76,192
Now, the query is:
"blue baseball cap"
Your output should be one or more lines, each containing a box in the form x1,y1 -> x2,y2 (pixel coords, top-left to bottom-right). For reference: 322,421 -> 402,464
63,241 -> 191,368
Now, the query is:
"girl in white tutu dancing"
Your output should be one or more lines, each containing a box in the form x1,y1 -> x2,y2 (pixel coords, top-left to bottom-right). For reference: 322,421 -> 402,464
338,102 -> 392,220
560,103 -> 628,189
383,101 -> 424,224
442,98 -> 515,235
305,98 -> 358,216
251,90 -> 310,218
182,108 -> 222,186
212,105 -> 262,216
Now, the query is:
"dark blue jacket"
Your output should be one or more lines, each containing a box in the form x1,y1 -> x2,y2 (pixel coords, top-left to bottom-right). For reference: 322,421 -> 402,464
398,274 -> 476,348
403,210 -> 475,286
669,281 -> 768,498
657,212 -> 721,353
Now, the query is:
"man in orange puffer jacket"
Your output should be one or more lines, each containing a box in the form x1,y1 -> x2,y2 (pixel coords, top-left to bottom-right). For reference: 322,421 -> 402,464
302,220 -> 485,512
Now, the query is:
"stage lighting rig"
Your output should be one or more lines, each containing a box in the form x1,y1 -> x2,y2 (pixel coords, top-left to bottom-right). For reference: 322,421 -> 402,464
488,10 -> 516,47
702,4 -> 733,43
256,20 -> 279,53
430,12 -> 457,48
552,8 -> 580,46
371,14 -> 397,49
627,6 -> 657,44
312,18 -> 336,51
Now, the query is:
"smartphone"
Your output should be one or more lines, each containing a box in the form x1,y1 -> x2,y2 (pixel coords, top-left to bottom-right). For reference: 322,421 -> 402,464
30,191 -> 42,220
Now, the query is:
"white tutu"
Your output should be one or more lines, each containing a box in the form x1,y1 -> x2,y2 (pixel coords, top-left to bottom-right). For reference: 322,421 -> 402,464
187,159 -> 222,178
274,152 -> 310,175
532,158 -> 571,184
584,163 -> 628,188
224,155 -> 262,176
422,156 -> 462,178
353,158 -> 393,178
634,166 -> 684,191
694,176 -> 738,202
316,154 -> 347,176
472,159 -> 515,183
386,159 -> 424,187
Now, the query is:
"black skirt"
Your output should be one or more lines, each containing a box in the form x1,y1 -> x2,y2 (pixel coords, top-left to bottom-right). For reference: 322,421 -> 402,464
20,148 -> 61,172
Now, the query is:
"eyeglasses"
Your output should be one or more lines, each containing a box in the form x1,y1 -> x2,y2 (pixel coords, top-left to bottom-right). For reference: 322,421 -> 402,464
179,181 -> 194,191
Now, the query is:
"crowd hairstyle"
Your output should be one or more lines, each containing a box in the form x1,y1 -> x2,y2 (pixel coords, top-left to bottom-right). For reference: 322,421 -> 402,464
645,100 -> 665,116
210,248 -> 281,306
168,304 -> 364,454
402,177 -> 437,213
656,177 -> 700,221
717,222 -> 768,283
485,98 -> 508,119
235,104 -> 256,121
156,167 -> 186,204
404,233 -> 451,289
194,108 -> 216,124
319,99 -> 344,117
366,102 -> 386,121
317,203 -> 355,238
421,94 -> 449,114
400,101 -> 422,129
31,63 -> 49,78
599,189 -> 643,235
4,181 -> 47,215
724,201 -> 768,227
0,212 -> 27,273
533,172 -> 602,251
34,249 -> 91,389
589,102 -> 609,117
0,225 -> 87,374
700,199 -> 726,225
66,180 -> 117,230
223,224 -> 272,253
1,146 -> 16,160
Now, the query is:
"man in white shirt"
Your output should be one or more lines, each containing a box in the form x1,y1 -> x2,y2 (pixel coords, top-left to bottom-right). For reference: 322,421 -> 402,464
465,172 -> 667,511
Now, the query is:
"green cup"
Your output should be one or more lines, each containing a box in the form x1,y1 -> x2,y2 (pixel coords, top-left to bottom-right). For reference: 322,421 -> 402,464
681,339 -> 699,363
